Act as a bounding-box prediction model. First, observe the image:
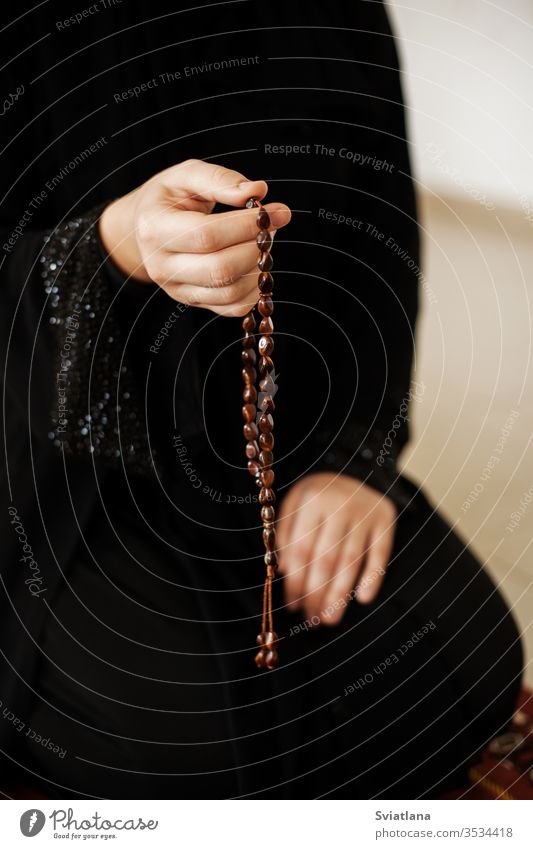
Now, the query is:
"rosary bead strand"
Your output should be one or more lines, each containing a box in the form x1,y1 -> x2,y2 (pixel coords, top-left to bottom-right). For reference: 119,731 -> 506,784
242,197 -> 279,670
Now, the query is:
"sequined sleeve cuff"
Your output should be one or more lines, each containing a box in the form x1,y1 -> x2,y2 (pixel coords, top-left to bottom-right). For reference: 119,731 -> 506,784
41,204 -> 153,473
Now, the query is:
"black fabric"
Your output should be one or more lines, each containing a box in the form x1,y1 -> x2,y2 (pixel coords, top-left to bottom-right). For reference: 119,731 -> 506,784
0,0 -> 523,798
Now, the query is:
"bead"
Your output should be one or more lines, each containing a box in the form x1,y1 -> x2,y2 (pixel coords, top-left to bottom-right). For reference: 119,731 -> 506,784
255,649 -> 266,669
264,631 -> 278,648
248,460 -> 260,476
259,375 -> 275,394
258,252 -> 273,273
259,317 -> 273,335
265,550 -> 278,568
264,648 -> 279,670
242,365 -> 256,384
245,440 -> 259,459
258,336 -> 274,356
241,348 -> 256,366
242,332 -> 255,349
259,487 -> 276,505
259,413 -> 274,433
243,385 -> 258,404
258,296 -> 274,316
243,421 -> 259,441
256,230 -> 272,252
260,396 -> 275,414
258,356 -> 274,376
261,505 -> 275,522
242,404 -> 256,422
257,208 -> 270,229
260,468 -> 275,487
242,313 -> 256,332
263,527 -> 276,550
259,431 -> 274,450
245,197 -> 259,209
258,273 -> 274,294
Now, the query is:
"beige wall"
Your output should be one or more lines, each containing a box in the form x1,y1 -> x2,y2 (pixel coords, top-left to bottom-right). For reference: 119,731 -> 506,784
401,192 -> 533,683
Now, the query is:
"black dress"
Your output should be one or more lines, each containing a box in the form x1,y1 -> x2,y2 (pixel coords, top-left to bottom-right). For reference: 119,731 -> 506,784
0,0 -> 522,799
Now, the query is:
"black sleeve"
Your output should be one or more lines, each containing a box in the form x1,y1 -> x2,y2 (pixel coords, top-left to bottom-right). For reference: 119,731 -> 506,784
1,204 -> 177,477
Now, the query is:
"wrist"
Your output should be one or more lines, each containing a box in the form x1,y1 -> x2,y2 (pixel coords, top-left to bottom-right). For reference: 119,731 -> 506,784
99,193 -> 152,282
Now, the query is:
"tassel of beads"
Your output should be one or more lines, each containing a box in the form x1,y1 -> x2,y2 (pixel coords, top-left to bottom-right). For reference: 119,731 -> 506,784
242,197 -> 279,670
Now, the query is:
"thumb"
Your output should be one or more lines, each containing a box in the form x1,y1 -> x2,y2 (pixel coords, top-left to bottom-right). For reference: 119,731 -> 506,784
166,158 -> 268,207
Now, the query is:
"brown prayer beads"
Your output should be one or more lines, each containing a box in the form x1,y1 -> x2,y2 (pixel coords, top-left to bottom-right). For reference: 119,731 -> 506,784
243,197 -> 279,670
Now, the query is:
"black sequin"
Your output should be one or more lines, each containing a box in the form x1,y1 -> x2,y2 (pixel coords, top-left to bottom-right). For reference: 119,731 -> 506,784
41,205 -> 152,474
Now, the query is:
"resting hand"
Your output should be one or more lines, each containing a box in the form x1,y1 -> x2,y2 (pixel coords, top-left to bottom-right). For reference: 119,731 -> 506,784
277,472 -> 397,625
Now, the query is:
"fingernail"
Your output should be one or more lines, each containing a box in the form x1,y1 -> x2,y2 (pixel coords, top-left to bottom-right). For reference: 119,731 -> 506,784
356,589 -> 373,604
239,180 -> 258,191
271,208 -> 291,228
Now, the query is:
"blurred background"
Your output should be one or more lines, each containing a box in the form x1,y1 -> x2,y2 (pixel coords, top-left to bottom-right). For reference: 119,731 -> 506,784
387,1 -> 533,682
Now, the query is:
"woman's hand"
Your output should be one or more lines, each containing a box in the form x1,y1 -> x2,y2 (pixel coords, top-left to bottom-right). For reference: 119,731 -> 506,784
277,473 -> 397,626
99,158 -> 291,317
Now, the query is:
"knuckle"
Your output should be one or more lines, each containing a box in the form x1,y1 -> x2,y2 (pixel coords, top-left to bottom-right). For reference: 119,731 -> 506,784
209,260 -> 234,289
180,158 -> 201,170
143,255 -> 166,286
193,224 -> 217,254
136,212 -> 155,248
211,164 -> 233,186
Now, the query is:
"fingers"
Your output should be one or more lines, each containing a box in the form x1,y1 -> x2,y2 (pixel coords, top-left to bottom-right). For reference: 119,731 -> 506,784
355,520 -> 395,604
162,158 -> 268,208
150,203 -> 291,255
301,514 -> 348,620
281,500 -> 322,613
278,476 -> 398,627
169,275 -> 259,317
321,527 -> 367,626
157,238 -> 259,289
